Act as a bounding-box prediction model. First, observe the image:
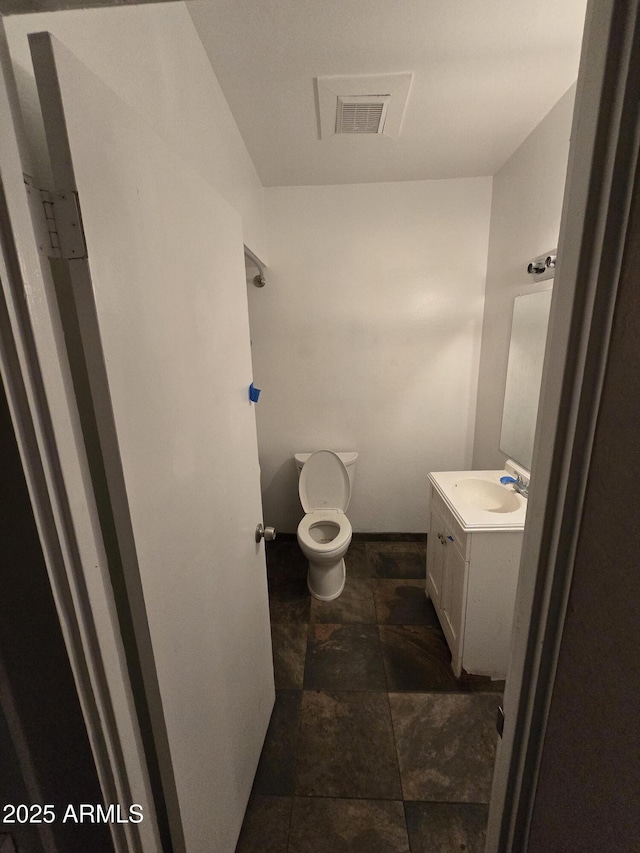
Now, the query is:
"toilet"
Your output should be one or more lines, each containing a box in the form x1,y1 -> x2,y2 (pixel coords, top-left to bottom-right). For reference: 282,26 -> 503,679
295,450 -> 358,601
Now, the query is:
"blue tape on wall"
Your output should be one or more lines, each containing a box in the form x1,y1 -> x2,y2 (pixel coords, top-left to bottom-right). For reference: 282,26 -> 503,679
249,382 -> 261,403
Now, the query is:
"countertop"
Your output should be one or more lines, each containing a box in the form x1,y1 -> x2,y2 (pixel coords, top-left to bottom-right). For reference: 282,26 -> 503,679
428,468 -> 527,531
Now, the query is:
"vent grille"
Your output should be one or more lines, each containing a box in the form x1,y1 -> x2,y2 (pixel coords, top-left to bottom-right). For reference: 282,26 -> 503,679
335,95 -> 390,134
317,74 -> 412,140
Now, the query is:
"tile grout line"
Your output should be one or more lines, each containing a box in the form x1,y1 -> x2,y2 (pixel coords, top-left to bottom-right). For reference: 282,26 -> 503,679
285,620 -> 309,850
284,795 -> 294,853
368,537 -> 413,844
384,678 -> 411,847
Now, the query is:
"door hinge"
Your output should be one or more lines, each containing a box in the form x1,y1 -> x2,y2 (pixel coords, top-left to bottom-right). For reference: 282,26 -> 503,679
496,704 -> 505,738
24,175 -> 87,260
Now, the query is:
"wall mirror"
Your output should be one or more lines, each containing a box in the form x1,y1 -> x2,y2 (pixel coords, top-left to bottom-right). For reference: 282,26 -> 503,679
500,289 -> 553,471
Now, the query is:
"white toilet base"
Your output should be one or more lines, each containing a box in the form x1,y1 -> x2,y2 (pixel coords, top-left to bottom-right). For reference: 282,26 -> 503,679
307,557 -> 346,601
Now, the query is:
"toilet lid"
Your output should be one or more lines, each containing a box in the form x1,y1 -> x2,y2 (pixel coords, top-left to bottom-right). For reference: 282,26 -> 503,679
299,450 -> 351,512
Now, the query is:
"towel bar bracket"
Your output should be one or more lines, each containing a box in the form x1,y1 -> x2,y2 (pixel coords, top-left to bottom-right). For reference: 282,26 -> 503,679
243,244 -> 267,287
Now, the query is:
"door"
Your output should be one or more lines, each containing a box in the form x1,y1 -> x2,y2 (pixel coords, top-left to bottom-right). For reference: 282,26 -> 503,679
426,506 -> 444,600
441,539 -> 466,674
29,32 -> 274,853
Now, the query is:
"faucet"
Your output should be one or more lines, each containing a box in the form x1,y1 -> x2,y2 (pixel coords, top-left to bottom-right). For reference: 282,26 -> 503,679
500,474 -> 529,498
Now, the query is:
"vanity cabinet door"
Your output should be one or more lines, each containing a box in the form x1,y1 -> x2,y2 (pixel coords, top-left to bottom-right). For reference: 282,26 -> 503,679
427,504 -> 467,675
441,540 -> 467,663
427,506 -> 445,600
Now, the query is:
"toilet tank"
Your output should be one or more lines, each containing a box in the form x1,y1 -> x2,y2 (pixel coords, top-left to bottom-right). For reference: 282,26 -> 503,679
295,451 -> 358,492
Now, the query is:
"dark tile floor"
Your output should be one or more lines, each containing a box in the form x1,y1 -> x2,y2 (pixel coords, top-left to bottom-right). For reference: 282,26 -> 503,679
236,537 -> 503,853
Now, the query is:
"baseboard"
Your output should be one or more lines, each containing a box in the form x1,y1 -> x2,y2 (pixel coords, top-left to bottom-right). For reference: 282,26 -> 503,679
351,532 -> 427,542
269,532 -> 427,542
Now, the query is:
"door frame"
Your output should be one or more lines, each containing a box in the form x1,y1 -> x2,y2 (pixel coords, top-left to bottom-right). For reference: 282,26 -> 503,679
0,21 -> 161,853
1,1 -> 638,851
486,0 -> 640,848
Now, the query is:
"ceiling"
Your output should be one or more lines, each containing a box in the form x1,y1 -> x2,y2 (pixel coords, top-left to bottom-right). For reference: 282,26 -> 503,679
1,0 -> 588,186
187,0 -> 588,187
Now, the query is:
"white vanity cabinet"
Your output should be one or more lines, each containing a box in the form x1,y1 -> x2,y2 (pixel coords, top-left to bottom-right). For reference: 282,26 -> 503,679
427,476 -> 524,679
427,495 -> 467,664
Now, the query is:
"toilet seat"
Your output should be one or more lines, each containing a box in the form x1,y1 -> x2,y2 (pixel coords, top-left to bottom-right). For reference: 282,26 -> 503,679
297,510 -> 352,554
298,450 -> 351,513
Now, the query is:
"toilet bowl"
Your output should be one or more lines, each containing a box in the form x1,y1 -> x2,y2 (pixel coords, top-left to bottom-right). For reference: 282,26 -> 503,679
295,450 -> 357,601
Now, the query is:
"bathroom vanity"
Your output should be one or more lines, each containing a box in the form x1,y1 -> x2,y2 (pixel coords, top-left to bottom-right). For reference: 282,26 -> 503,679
426,464 -> 527,679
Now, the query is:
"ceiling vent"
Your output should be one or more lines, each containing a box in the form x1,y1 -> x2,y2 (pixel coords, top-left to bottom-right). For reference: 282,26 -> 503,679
335,95 -> 390,134
316,73 -> 412,140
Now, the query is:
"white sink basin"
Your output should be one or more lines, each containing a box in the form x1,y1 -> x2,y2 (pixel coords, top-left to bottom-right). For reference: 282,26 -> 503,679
453,478 -> 521,513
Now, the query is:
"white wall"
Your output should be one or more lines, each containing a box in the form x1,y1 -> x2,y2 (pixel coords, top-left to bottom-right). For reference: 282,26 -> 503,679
251,178 -> 492,533
3,1 -> 575,520
472,84 -> 576,469
4,1 -> 267,257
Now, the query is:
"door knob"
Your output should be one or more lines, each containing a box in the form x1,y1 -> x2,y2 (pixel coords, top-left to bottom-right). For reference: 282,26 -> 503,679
255,523 -> 277,543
